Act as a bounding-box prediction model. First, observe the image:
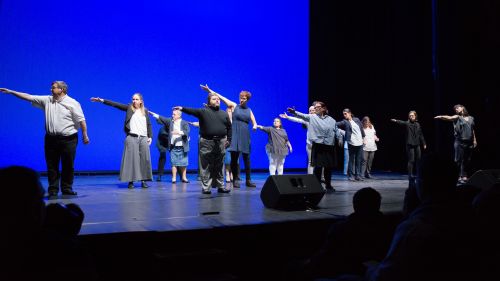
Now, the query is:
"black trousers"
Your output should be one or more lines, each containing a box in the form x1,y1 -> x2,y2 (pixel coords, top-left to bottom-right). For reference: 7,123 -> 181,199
44,133 -> 78,193
230,151 -> 251,182
199,137 -> 226,190
158,151 -> 167,176
406,144 -> 421,179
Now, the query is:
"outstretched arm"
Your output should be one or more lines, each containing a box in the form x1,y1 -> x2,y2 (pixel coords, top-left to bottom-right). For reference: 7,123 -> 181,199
148,110 -> 160,119
434,114 -> 459,121
90,97 -> 128,111
391,119 -> 407,126
287,141 -> 293,153
188,121 -> 199,127
280,112 -> 307,125
200,84 -> 237,109
287,107 -> 310,122
0,88 -> 34,102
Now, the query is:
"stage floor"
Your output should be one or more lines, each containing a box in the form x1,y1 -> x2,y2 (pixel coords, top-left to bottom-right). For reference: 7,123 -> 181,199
44,172 -> 409,236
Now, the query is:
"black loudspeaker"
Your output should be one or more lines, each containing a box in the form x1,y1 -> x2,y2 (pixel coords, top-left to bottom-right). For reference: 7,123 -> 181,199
467,170 -> 500,191
260,174 -> 326,210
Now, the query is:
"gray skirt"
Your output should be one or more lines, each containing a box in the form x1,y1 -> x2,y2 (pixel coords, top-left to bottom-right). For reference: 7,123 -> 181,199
119,135 -> 153,182
170,146 -> 188,167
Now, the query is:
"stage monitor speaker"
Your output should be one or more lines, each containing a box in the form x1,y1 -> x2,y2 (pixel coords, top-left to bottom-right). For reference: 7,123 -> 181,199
466,169 -> 500,191
260,174 -> 325,210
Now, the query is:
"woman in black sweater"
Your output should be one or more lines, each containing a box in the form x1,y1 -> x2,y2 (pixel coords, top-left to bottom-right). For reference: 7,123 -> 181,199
391,110 -> 427,179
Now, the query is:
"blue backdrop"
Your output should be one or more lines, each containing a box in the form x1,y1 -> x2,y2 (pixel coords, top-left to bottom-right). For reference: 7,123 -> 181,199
0,0 -> 309,172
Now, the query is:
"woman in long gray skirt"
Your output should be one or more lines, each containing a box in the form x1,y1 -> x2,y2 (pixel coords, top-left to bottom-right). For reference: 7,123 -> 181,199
91,94 -> 153,188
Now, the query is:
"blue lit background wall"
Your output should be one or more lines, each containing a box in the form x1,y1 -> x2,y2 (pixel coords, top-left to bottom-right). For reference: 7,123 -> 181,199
0,0 -> 309,172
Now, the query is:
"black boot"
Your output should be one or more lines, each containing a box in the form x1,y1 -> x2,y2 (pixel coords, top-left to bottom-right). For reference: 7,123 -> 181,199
156,175 -> 162,182
246,180 -> 256,188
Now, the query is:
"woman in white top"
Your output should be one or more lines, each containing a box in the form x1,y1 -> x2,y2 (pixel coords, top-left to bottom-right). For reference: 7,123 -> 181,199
361,116 -> 379,179
91,94 -> 153,189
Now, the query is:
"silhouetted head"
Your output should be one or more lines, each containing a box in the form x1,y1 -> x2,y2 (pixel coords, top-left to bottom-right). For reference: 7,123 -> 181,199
416,153 -> 458,201
0,166 -> 45,236
353,187 -> 382,214
472,183 -> 500,227
45,203 -> 85,237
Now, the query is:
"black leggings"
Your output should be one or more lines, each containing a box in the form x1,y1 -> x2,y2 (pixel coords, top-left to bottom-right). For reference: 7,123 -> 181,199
230,151 -> 251,181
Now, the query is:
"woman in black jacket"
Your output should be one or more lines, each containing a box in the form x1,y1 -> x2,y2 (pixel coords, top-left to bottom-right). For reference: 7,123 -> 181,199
91,94 -> 153,188
391,110 -> 427,179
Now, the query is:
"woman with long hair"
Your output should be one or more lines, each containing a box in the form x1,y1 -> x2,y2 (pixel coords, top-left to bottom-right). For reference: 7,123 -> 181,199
91,94 -> 153,188
361,116 -> 379,179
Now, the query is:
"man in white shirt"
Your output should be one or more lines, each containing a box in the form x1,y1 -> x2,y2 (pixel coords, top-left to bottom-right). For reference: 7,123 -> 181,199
1,81 -> 89,197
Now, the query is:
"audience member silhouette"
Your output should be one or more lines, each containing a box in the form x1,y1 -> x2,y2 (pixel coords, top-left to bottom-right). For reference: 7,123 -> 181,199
0,166 -> 97,281
365,153 -> 478,281
472,183 -> 500,280
294,187 -> 394,281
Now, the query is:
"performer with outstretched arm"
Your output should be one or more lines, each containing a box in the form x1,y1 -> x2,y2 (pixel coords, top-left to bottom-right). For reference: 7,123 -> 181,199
434,104 -> 477,183
280,105 -> 316,174
90,94 -> 152,189
288,101 -> 340,191
336,108 -> 366,181
391,110 -> 426,179
173,92 -> 232,194
149,109 -> 190,183
1,82 -> 89,197
200,84 -> 257,188
257,118 -> 293,175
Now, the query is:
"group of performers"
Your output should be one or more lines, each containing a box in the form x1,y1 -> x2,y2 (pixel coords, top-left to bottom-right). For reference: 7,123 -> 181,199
0,81 -> 477,196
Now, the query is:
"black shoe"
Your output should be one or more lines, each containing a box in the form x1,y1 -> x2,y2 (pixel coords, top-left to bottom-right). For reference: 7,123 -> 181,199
62,190 -> 77,196
325,186 -> 336,192
48,191 -> 58,197
233,180 -> 240,188
181,179 -> 190,183
355,176 -> 363,181
217,188 -> 231,193
246,181 -> 256,188
348,176 -> 356,181
128,182 -> 134,189
156,176 -> 162,182
141,181 -> 149,188
202,189 -> 211,194
365,174 -> 372,179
